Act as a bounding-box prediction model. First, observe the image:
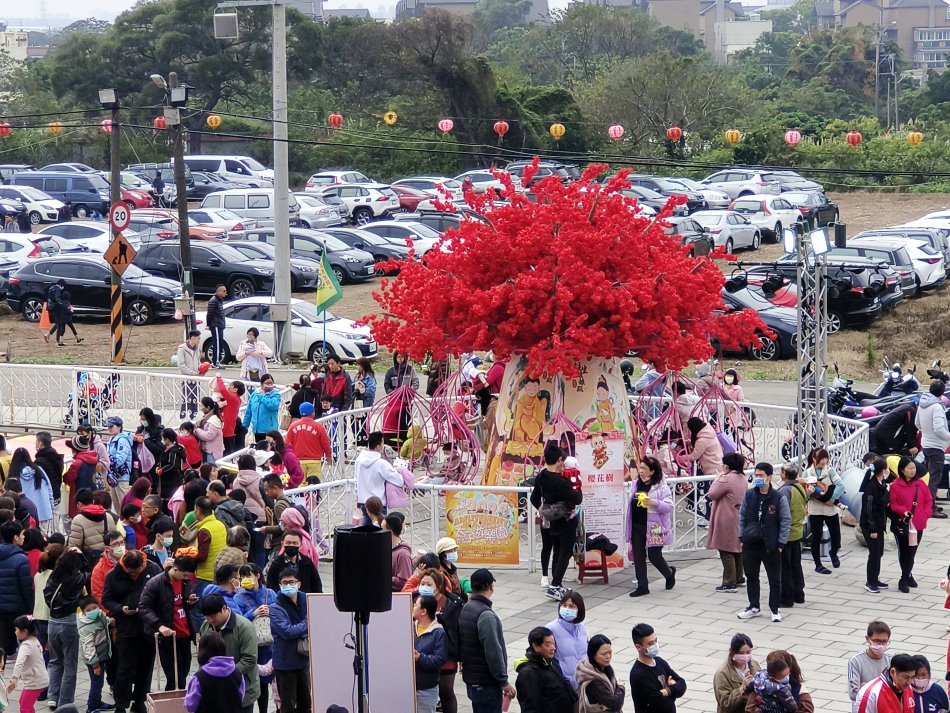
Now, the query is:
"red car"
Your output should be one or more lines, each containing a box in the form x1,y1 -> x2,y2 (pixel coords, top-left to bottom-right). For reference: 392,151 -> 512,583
121,187 -> 153,209
390,184 -> 432,212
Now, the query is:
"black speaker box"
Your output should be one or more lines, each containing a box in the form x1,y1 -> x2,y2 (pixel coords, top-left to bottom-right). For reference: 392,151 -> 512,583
333,525 -> 393,614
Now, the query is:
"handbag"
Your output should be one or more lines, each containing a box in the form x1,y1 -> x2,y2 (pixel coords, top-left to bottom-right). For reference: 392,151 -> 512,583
894,487 -> 919,539
137,443 -> 156,474
297,636 -> 310,656
240,592 -> 274,646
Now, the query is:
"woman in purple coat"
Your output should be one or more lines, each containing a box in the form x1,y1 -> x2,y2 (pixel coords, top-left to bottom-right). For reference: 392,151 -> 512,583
707,452 -> 749,593
625,456 -> 675,598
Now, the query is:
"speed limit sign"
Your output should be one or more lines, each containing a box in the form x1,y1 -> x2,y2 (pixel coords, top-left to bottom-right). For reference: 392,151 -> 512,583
109,201 -> 131,232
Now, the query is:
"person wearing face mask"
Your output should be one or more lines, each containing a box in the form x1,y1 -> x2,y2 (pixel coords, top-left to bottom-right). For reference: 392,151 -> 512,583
139,555 -> 199,692
236,563 -> 277,713
243,374 -> 282,444
237,327 -> 274,381
860,458 -> 891,594
802,446 -> 844,574
909,655 -> 948,713
629,622 -> 686,713
545,591 -> 588,691
744,657 -> 796,713
413,593 -> 449,713
143,517 -> 176,569
177,330 -> 203,420
199,593 -> 261,713
721,369 -> 746,434
90,531 -> 126,606
265,531 -> 322,594
270,569 -> 310,713
714,633 -> 760,713
436,537 -> 464,594
77,595 -> 111,713
707,453 -> 749,594
854,653 -> 917,713
848,621 -> 893,702
121,503 -> 148,550
514,626 -> 578,713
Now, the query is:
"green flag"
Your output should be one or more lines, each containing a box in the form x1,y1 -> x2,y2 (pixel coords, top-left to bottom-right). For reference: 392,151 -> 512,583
316,252 -> 343,312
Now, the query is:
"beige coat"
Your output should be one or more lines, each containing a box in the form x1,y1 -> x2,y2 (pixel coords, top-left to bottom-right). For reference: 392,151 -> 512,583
714,658 -> 760,713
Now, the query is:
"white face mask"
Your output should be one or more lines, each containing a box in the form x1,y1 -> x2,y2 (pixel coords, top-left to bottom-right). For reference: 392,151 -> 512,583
724,375 -> 735,384
912,678 -> 931,692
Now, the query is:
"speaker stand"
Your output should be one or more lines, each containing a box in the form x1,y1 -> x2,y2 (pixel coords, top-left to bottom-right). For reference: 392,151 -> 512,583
352,611 -> 370,713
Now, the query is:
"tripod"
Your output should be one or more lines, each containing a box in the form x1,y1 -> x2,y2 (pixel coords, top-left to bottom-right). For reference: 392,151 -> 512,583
352,610 -> 370,713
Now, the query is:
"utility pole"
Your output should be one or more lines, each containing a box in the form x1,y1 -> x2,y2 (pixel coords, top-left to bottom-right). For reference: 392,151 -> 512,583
170,72 -> 196,334
100,88 -> 125,364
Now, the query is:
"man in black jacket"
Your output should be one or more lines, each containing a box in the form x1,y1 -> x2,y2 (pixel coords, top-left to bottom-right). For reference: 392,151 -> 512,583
529,444 -> 583,600
101,550 -> 162,713
871,405 -> 918,457
457,568 -> 515,713
629,622 -> 686,713
265,530 -> 322,594
206,284 -> 227,368
515,627 -> 578,713
139,555 -> 198,690
34,431 -> 64,505
737,463 -> 791,623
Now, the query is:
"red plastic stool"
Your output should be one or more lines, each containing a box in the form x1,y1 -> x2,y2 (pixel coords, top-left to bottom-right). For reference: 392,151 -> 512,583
577,550 -> 609,584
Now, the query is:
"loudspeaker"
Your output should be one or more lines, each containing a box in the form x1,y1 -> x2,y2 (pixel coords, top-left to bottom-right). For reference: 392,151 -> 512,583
333,525 -> 392,614
834,222 -> 847,248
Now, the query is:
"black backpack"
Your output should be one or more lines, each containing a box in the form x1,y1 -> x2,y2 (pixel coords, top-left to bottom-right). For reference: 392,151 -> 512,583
437,590 -> 466,661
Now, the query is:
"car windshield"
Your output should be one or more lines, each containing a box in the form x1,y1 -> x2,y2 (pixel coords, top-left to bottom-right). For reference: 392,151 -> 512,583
625,186 -> 664,200
292,301 -> 340,323
212,209 -> 243,221
669,178 -> 702,191
692,213 -> 724,226
242,157 -> 268,171
727,287 -> 783,312
86,175 -> 110,190
234,244 -> 268,258
405,223 -> 440,239
440,179 -> 462,190
118,262 -> 150,279
333,230 -> 387,246
732,200 -> 762,213
321,235 -> 352,252
17,187 -> 52,201
297,196 -> 324,207
310,176 -> 335,184
203,245 -> 252,262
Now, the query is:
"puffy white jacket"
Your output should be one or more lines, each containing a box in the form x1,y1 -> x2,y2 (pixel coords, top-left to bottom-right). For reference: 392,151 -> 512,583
916,392 -> 950,450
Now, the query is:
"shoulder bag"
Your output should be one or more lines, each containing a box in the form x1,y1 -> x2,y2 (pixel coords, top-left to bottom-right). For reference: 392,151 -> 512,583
241,591 -> 274,646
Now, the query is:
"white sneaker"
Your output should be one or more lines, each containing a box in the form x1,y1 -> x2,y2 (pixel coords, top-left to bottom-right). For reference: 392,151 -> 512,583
736,607 -> 761,620
771,611 -> 782,623
540,576 -> 550,588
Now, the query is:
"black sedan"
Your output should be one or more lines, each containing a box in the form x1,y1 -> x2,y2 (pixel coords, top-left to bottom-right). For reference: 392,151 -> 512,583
319,226 -> 411,263
135,241 -> 274,298
620,186 -> 687,216
718,287 -> 797,361
7,255 -> 179,325
241,227 -> 376,284
781,192 -> 839,228
228,240 -> 320,290
188,171 -> 247,200
629,175 -> 706,214
664,217 -> 712,257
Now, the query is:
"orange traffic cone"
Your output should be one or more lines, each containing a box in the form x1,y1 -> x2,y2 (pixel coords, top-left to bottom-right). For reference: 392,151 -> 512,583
38,302 -> 51,330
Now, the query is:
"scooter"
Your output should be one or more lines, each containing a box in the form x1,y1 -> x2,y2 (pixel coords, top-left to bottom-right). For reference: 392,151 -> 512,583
830,363 -> 920,425
874,358 -> 919,397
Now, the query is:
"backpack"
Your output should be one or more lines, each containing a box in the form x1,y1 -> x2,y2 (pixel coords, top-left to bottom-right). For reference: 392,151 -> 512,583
437,590 -> 465,661
292,503 -> 312,533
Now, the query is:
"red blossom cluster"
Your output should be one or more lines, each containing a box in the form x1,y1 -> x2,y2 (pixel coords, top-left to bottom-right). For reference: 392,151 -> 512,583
365,160 -> 766,379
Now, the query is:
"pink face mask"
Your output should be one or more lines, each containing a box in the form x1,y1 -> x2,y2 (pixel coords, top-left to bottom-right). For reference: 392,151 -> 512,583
733,653 -> 752,665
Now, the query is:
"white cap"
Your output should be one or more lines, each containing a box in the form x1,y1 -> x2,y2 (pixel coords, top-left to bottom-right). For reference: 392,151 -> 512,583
564,456 -> 579,469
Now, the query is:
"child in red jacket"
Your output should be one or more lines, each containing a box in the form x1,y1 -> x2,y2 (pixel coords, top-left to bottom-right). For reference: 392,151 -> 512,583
562,456 -> 583,493
178,423 -> 203,468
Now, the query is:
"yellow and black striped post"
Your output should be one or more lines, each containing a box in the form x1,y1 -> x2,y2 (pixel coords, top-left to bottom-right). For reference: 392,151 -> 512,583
108,106 -> 124,365
111,272 -> 124,364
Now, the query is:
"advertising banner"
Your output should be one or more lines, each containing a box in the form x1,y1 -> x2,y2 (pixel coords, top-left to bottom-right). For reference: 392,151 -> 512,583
575,431 -> 627,569
446,490 -> 520,565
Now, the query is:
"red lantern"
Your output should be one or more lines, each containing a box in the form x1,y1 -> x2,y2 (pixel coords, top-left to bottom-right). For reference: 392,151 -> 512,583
100,119 -> 113,134
153,116 -> 167,130
666,126 -> 683,142
438,118 -> 454,135
493,120 -> 509,138
846,130 -> 863,146
328,112 -> 343,130
608,124 -> 625,140
784,129 -> 801,146
0,122 -> 11,139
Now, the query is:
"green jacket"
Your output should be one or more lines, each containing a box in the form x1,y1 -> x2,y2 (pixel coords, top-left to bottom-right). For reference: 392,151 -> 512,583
78,611 -> 111,666
200,610 -> 260,707
779,481 -> 808,542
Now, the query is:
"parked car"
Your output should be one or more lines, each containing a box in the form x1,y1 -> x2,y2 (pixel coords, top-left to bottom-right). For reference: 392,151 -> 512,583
849,236 -> 946,293
294,190 -> 349,221
772,170 -> 824,193
627,175 -> 705,213
188,208 -> 257,238
319,226 -> 412,263
180,155 -> 273,184
196,296 -> 377,364
393,209 -> 486,233
662,217 -> 712,256
12,171 -> 111,218
198,188 -> 300,227
36,222 -> 143,253
700,169 -> 781,199
782,244 -> 917,299
663,177 -> 731,209
505,160 -> 579,185
228,240 -> 319,290
728,195 -> 804,242
359,220 -> 441,256
125,162 -> 195,195
30,234 -> 91,257
187,171 -> 246,199
620,186 -> 681,216
128,209 -> 228,242
305,170 -> 372,189
295,193 -> 345,229
135,241 -> 275,297
689,210 -> 762,252
7,255 -> 179,325
118,171 -> 154,193
0,186 -> 64,225
391,177 -> 464,202
0,164 -> 36,185
719,287 -> 797,360
0,234 -> 49,268
389,184 -> 436,212
315,184 -> 400,225
780,191 -> 839,228
862,227 -> 950,275
39,163 -> 98,173
455,169 -> 522,196
120,186 -> 153,209
241,227 -> 376,284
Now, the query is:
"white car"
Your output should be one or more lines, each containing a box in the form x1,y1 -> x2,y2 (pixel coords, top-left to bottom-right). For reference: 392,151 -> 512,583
188,208 -> 257,238
849,236 -> 946,292
305,170 -> 372,190
454,170 -> 522,195
665,177 -> 731,209
392,176 -> 464,203
195,296 -> 378,364
295,194 -> 345,229
0,186 -> 65,225
690,210 -> 762,253
700,170 -> 782,199
728,195 -> 804,242
0,233 -> 49,268
359,220 -> 440,256
316,183 -> 400,225
35,222 -> 142,253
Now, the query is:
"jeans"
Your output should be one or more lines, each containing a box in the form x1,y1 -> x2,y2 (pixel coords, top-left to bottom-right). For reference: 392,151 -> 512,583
157,635 -> 191,690
742,541 -> 783,613
549,522 -> 577,588
719,551 -> 744,585
466,684 -> 503,713
894,528 -> 923,581
210,326 -> 226,365
416,686 -> 439,713
86,663 -> 105,712
866,529 -> 885,585
809,513 -> 840,566
48,617 -> 79,707
780,539 -> 806,604
631,522 -> 672,591
924,448 -> 945,500
276,669 -> 311,713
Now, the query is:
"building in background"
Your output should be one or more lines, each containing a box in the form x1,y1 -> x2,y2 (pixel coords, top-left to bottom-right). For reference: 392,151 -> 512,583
395,0 -> 548,21
0,22 -> 29,62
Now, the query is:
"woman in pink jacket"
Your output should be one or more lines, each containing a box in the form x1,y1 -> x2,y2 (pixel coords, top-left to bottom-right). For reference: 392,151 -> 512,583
194,397 -> 224,462
685,417 -> 725,476
888,456 -> 933,592
707,452 -> 749,593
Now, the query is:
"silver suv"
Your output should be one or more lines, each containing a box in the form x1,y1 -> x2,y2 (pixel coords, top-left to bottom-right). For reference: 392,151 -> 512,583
700,170 -> 781,199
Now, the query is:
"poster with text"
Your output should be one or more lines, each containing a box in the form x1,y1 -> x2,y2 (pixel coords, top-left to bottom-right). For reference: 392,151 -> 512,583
575,431 -> 627,569
446,490 -> 520,566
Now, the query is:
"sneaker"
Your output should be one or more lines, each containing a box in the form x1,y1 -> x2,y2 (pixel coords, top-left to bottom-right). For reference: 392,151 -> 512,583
736,578 -> 746,586
908,575 -> 919,588
540,576 -> 550,589
815,565 -> 832,575
830,553 -> 840,568
628,588 -> 650,598
865,583 -> 880,594
98,705 -> 115,710
771,611 -> 782,623
716,584 -> 738,593
737,607 -> 761,620
875,581 -> 889,589
545,586 -> 562,600
49,702 -> 57,709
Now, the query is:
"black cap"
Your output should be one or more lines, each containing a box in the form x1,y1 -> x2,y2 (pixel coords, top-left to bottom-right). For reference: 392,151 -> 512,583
470,568 -> 495,590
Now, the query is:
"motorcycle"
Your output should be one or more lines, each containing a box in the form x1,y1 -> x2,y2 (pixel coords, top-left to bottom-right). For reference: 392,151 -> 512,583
830,363 -> 920,425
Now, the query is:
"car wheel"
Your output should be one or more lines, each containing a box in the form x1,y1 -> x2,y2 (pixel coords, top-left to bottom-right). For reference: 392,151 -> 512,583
300,220 -> 311,229
28,211 -> 42,225
353,208 -> 372,225
751,333 -> 780,361
751,231 -> 761,250
772,222 -> 782,243
73,204 -> 90,218
203,339 -> 232,363
332,266 -> 347,284
22,296 -> 44,323
827,310 -> 844,334
725,238 -> 734,254
125,299 -> 153,326
308,342 -> 337,365
915,276 -> 922,297
738,191 -> 753,197
125,201 -> 136,212
229,278 -> 255,299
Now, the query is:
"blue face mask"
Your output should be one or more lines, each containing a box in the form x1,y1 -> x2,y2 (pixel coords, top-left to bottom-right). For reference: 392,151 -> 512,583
86,608 -> 100,620
559,607 -> 577,622
445,552 -> 458,563
418,586 -> 435,596
754,478 -> 766,488
280,584 -> 299,597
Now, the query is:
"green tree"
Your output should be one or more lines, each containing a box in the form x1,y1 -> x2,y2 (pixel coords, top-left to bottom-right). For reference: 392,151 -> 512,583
472,0 -> 532,49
